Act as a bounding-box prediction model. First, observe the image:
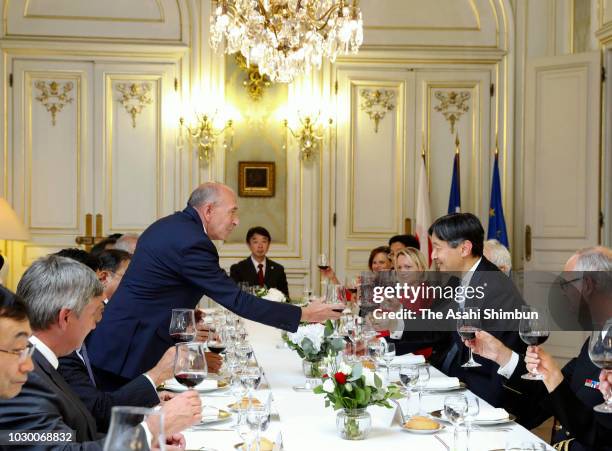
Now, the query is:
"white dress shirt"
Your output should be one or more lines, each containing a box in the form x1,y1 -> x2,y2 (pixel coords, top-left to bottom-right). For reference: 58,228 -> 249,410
251,256 -> 267,275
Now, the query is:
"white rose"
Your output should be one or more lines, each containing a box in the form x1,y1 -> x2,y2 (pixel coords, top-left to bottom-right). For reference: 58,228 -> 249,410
263,288 -> 286,303
338,361 -> 352,376
322,378 -> 335,393
362,368 -> 376,387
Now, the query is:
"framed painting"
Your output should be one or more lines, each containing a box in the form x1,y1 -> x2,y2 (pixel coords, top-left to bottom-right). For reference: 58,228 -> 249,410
238,161 -> 275,197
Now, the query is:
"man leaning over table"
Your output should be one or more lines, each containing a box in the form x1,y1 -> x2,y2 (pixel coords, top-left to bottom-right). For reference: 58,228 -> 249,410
464,247 -> 612,451
88,182 -> 342,390
0,255 -> 200,450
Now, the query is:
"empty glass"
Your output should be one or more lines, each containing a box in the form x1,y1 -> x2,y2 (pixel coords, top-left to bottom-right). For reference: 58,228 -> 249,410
103,406 -> 163,451
398,364 -> 419,396
464,394 -> 480,447
416,364 -> 431,414
382,342 -> 396,380
444,394 -> 468,451
247,393 -> 271,451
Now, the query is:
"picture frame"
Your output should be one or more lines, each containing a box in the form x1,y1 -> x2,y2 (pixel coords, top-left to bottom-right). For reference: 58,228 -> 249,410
238,161 -> 275,197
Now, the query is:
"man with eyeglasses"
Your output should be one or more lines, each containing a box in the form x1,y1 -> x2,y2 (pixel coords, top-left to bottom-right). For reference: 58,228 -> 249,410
0,286 -> 34,400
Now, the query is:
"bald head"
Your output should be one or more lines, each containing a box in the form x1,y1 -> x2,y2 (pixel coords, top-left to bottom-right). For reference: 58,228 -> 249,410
188,182 -> 239,240
564,246 -> 612,271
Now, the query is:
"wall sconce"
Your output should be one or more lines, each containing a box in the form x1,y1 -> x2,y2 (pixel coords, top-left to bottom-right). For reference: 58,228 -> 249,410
283,112 -> 333,161
178,111 -> 234,162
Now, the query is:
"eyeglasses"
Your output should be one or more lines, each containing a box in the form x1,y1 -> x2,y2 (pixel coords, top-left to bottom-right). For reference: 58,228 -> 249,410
0,342 -> 36,363
559,277 -> 582,291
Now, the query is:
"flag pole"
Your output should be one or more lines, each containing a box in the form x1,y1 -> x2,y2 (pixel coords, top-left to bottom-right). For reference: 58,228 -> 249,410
455,132 -> 461,196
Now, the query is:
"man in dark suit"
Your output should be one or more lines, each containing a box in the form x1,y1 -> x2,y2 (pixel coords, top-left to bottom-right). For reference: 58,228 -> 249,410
230,226 -> 289,297
0,286 -> 34,400
389,213 -> 526,406
88,182 -> 341,388
0,255 -> 198,450
466,246 -> 612,450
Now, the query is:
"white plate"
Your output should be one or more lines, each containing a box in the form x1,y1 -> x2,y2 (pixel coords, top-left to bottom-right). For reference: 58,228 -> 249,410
430,409 -> 516,425
162,378 -> 230,393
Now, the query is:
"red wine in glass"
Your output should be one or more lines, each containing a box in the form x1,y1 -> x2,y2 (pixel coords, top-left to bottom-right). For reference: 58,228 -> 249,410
519,331 -> 550,346
458,326 -> 479,340
170,333 -> 196,343
208,343 -> 226,354
175,372 -> 205,388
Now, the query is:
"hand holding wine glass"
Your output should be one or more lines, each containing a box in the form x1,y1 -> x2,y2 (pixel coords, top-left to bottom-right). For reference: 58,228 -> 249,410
519,305 -> 550,380
588,326 -> 612,413
457,306 -> 482,368
169,309 -> 196,343
173,342 -> 208,390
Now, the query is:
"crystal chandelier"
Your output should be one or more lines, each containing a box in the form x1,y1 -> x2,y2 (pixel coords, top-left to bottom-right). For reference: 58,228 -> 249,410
210,0 -> 363,83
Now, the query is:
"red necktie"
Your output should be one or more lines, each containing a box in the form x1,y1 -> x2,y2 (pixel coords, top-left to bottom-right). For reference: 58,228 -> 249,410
257,263 -> 264,287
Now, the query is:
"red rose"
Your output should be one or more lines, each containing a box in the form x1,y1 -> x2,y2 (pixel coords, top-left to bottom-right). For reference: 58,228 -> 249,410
322,374 -> 329,379
334,372 -> 347,384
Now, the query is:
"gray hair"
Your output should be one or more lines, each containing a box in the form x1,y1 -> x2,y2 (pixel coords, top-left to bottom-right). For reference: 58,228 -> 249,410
484,239 -> 512,274
573,246 -> 612,295
187,182 -> 225,208
16,255 -> 103,330
573,246 -> 612,272
114,233 -> 139,253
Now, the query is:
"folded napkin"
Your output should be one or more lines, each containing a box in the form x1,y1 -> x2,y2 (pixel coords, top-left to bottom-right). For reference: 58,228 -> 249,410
425,377 -> 460,389
164,378 -> 218,392
391,353 -> 426,365
475,407 -> 509,422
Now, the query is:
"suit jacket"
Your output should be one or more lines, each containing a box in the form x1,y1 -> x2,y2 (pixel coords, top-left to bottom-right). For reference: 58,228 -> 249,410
88,205 -> 301,385
0,350 -> 104,450
230,257 -> 289,297
505,340 -> 612,451
58,351 -> 160,432
395,257 -> 527,406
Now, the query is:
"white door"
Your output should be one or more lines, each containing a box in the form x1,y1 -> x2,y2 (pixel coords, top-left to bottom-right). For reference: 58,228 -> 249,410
523,52 -> 601,363
524,52 -> 601,271
332,67 -> 415,282
9,59 -> 95,287
93,62 -> 179,236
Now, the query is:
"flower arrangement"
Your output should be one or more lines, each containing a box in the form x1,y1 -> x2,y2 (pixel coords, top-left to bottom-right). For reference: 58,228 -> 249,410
314,361 -> 403,440
314,361 -> 403,410
285,320 -> 345,363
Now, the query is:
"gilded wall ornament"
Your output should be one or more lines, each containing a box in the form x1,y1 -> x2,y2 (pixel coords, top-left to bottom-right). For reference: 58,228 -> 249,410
116,82 -> 153,128
235,54 -> 271,101
359,89 -> 396,133
34,81 -> 74,126
433,90 -> 471,134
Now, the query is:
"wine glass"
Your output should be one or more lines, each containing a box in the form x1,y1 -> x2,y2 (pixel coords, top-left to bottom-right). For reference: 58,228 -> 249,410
382,342 -> 396,381
247,393 -> 271,451
457,306 -> 482,368
416,364 -> 431,414
325,284 -> 347,336
444,394 -> 468,451
173,342 -> 207,390
464,394 -> 480,445
317,254 -> 329,271
399,364 -> 419,396
103,407 -> 163,451
588,326 -> 612,413
240,366 -> 262,401
519,305 -> 550,380
169,309 -> 196,343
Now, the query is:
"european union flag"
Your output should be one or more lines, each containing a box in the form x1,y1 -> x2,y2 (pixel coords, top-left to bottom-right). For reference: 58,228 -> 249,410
447,152 -> 461,214
487,154 -> 509,247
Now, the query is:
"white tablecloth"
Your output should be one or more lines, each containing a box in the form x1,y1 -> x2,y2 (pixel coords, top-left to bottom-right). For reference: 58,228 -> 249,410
184,321 -> 553,451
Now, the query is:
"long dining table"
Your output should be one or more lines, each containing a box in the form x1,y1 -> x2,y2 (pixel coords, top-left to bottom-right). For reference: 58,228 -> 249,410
183,320 -> 554,451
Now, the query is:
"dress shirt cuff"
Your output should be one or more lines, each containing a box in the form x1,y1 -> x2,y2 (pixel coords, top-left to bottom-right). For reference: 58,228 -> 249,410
497,351 -> 519,379
389,318 -> 404,339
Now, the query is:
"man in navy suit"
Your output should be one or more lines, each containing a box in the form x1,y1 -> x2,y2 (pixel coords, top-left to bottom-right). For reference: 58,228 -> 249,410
230,226 -> 289,297
88,182 -> 341,388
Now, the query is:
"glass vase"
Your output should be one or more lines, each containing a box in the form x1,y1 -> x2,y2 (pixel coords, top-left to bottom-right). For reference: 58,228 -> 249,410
302,358 -> 324,378
336,408 -> 371,440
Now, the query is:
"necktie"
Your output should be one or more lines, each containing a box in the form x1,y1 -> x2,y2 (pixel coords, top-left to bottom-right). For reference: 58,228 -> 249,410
257,263 -> 264,287
78,343 -> 97,387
